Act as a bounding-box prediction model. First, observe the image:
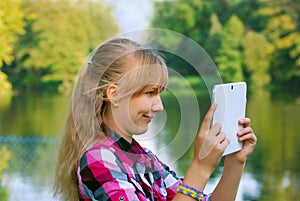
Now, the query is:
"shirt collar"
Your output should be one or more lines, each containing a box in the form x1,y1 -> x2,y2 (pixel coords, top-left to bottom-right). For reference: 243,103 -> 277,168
108,130 -> 145,154
107,130 -> 154,169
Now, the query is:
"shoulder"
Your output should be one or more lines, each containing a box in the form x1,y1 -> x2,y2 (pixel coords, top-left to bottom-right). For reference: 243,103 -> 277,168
79,140 -> 119,169
142,146 -> 155,156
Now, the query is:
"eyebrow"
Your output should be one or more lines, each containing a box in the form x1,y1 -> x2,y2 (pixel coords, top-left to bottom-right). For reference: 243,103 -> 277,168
151,85 -> 165,93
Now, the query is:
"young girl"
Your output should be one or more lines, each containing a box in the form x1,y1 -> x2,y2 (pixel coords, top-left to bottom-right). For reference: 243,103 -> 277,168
54,38 -> 257,201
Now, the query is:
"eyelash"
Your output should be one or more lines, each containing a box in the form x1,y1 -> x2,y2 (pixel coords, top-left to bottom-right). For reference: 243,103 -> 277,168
147,91 -> 156,95
145,87 -> 164,96
146,89 -> 159,96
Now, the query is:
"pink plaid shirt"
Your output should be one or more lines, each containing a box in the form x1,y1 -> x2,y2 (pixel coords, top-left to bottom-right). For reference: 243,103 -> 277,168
77,131 -> 211,201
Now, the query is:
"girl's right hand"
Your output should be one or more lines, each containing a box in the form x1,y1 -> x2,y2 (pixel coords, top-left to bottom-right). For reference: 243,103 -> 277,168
193,103 -> 229,174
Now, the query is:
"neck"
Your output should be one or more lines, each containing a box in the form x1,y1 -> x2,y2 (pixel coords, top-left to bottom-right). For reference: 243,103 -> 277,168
113,126 -> 133,143
106,109 -> 133,143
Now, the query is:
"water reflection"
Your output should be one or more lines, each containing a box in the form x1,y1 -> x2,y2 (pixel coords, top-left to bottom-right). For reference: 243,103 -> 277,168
0,91 -> 299,200
0,91 -> 70,136
247,91 -> 300,201
0,94 -> 12,111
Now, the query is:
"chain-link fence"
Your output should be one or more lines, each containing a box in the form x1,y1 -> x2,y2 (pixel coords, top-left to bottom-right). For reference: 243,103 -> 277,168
0,135 -> 59,201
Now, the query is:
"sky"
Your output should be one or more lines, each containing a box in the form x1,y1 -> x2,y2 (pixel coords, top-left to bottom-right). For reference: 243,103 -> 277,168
105,0 -> 154,33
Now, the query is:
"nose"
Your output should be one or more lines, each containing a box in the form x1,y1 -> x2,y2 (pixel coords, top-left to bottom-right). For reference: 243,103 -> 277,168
151,94 -> 164,112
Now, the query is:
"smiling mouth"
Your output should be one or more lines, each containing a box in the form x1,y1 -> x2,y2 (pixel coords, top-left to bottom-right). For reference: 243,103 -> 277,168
143,114 -> 153,122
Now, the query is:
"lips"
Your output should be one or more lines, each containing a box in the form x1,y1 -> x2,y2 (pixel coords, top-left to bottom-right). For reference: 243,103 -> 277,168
142,114 -> 153,123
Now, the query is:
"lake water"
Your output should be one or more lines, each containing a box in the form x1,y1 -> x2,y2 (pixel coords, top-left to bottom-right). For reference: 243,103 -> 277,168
0,90 -> 299,201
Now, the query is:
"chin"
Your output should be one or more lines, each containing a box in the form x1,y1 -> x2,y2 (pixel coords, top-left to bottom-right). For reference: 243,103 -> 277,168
131,126 -> 148,135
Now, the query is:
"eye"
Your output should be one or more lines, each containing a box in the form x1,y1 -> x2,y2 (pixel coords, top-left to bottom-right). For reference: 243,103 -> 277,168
146,88 -> 159,96
146,91 -> 155,96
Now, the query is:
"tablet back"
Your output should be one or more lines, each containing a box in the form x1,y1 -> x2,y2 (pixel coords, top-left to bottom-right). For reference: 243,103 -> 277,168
212,82 -> 247,156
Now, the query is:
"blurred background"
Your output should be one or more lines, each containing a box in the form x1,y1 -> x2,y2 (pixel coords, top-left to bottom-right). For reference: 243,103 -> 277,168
0,0 -> 299,200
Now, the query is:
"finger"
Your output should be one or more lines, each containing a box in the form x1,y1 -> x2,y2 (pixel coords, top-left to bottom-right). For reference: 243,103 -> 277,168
216,137 -> 230,152
198,133 -> 226,160
222,138 -> 230,148
237,127 -> 253,137
238,132 -> 257,142
238,117 -> 251,127
201,103 -> 217,132
210,123 -> 222,136
216,132 -> 226,142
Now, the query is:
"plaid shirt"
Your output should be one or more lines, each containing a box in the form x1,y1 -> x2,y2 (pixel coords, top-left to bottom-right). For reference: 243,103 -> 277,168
77,131 -> 211,201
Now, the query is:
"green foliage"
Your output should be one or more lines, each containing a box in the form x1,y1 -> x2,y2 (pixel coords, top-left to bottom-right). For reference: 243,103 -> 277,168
0,71 -> 12,96
152,0 -> 215,46
243,31 -> 272,91
205,14 -> 222,59
1,0 -> 300,94
0,146 -> 11,201
0,0 -> 25,67
0,0 -> 25,102
256,0 -> 300,84
151,0 -> 300,93
0,71 -> 12,109
4,0 -> 119,92
164,76 -> 210,97
215,15 -> 244,82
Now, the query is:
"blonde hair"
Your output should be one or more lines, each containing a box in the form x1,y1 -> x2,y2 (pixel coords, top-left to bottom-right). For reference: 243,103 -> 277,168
53,38 -> 168,201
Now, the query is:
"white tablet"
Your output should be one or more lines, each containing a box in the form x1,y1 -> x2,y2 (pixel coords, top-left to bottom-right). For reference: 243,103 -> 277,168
212,82 -> 247,156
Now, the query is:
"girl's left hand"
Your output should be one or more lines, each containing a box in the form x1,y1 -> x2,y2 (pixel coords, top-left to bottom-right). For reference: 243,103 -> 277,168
231,117 -> 257,163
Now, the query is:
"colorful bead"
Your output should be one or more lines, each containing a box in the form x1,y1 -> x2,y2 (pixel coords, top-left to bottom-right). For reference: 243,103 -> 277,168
177,183 -> 204,201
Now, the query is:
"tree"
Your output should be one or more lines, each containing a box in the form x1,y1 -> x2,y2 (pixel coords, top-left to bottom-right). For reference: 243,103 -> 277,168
215,15 -> 245,82
205,14 -> 222,60
152,0 -> 219,49
6,0 -> 119,92
243,30 -> 272,91
0,0 -> 25,66
151,0 -> 222,76
151,0 -> 300,91
0,0 -> 24,97
257,0 -> 300,88
151,0 -> 246,78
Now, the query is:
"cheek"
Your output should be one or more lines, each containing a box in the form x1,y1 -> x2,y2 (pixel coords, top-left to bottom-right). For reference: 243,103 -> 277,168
127,95 -> 151,120
116,99 -> 131,119
128,101 -> 139,119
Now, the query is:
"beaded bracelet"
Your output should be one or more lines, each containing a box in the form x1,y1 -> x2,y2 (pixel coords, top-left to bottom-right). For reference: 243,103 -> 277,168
177,183 -> 204,201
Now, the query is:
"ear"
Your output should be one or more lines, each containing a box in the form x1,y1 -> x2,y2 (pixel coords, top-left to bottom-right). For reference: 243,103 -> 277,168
106,84 -> 119,107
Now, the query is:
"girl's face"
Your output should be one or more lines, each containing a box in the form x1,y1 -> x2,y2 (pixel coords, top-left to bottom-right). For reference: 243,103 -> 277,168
110,86 -> 164,142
